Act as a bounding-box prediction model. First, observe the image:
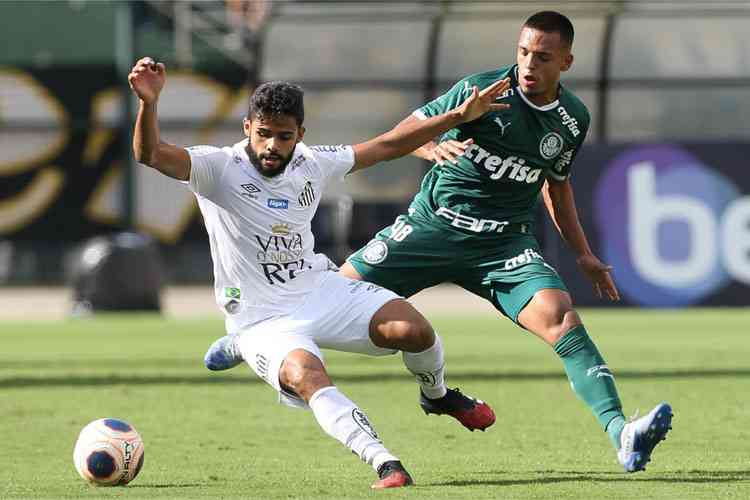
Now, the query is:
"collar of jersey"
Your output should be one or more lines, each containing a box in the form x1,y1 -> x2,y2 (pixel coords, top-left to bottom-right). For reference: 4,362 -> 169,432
512,65 -> 560,111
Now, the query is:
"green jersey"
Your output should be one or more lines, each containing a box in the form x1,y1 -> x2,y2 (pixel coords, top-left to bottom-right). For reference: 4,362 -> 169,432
411,64 -> 590,234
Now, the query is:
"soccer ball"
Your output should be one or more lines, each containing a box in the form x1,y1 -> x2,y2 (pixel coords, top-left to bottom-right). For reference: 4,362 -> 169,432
73,418 -> 145,486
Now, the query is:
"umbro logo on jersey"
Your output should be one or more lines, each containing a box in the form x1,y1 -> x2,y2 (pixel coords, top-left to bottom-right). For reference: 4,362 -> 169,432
290,155 -> 306,170
241,183 -> 261,199
298,181 -> 315,207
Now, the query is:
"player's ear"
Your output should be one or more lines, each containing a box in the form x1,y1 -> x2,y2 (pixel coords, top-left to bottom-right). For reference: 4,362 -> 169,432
561,52 -> 574,72
242,117 -> 252,137
297,125 -> 305,142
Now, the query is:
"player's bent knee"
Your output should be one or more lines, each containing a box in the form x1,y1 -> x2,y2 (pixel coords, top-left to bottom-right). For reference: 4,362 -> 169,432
561,310 -> 582,333
370,300 -> 434,352
279,349 -> 332,402
548,309 -> 582,344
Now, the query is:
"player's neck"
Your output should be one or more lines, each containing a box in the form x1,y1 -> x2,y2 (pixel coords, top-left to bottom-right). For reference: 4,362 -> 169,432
526,86 -> 559,107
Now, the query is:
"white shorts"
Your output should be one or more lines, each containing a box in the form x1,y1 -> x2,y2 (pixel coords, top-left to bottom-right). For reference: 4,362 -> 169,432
236,272 -> 401,408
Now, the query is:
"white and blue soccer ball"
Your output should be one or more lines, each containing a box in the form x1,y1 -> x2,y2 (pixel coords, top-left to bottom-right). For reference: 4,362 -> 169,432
73,418 -> 144,486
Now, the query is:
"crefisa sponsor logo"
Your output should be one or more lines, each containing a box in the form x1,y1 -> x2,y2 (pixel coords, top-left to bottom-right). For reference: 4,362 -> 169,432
594,145 -> 750,306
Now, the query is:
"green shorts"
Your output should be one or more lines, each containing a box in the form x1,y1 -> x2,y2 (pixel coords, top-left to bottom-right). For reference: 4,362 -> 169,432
347,211 -> 567,323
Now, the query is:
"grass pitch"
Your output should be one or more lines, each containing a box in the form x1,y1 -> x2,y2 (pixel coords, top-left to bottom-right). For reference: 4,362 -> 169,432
1,309 -> 749,499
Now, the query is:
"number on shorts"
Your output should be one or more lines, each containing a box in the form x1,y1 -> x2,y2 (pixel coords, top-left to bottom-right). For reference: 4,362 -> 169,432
390,216 -> 413,242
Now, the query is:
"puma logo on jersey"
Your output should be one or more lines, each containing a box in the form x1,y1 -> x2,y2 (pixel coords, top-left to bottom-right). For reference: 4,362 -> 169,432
464,144 -> 542,184
493,116 -> 511,136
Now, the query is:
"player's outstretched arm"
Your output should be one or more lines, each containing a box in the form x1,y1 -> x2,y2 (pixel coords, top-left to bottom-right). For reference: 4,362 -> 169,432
399,115 -> 474,166
350,78 -> 510,172
128,57 -> 191,181
543,179 -> 620,301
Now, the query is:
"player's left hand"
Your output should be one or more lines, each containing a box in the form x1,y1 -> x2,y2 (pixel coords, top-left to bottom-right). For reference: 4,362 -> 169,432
456,78 -> 511,123
576,254 -> 620,301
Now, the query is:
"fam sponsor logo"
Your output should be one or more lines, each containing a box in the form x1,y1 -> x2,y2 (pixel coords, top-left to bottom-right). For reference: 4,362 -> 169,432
595,145 -> 750,306
436,206 -> 511,234
463,144 -> 542,184
267,198 -> 289,209
557,105 -> 581,137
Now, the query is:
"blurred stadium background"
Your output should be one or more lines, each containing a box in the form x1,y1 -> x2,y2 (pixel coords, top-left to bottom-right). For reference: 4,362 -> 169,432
1,0 -> 749,311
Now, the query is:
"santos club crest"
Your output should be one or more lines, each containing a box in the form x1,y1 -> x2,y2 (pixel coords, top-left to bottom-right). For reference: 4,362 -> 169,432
298,180 -> 315,207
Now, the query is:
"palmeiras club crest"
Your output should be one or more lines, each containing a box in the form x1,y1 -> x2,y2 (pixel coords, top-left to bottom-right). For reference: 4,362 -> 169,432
539,132 -> 564,160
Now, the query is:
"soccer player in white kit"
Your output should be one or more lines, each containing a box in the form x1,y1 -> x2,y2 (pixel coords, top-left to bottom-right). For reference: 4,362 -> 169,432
128,56 -> 510,489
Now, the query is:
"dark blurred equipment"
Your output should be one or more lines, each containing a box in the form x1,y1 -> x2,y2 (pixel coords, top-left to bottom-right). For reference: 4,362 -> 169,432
67,232 -> 165,314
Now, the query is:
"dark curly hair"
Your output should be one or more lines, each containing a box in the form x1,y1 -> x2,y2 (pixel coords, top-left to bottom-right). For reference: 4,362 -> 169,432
247,81 -> 305,126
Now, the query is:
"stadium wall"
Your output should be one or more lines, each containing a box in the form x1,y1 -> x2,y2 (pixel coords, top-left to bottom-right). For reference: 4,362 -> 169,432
1,1 -> 749,308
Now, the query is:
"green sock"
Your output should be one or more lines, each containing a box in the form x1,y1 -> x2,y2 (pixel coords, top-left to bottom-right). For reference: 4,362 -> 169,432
606,416 -> 626,450
554,325 -> 625,450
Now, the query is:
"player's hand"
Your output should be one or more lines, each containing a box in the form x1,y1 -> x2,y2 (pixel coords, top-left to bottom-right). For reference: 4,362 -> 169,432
431,139 -> 474,166
577,254 -> 620,301
456,77 -> 511,123
128,57 -> 166,105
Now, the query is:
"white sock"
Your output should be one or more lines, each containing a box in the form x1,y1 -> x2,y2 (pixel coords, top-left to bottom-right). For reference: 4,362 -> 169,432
309,386 -> 398,472
402,333 -> 447,399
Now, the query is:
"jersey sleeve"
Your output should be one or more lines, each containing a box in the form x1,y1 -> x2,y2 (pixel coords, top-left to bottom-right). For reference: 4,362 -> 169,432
308,145 -> 355,184
185,145 -> 228,198
549,111 -> 591,181
413,78 -> 473,120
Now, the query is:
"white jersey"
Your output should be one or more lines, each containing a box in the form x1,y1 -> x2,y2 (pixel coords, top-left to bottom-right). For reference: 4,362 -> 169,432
186,140 -> 355,333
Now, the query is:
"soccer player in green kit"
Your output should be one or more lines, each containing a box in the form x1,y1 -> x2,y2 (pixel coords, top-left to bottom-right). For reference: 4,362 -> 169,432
341,11 -> 673,472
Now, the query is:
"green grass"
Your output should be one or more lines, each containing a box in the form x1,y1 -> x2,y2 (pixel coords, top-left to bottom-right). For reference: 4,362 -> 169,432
2,309 -> 749,499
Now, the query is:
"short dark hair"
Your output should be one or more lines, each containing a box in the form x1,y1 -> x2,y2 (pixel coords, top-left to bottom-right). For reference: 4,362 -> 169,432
523,11 -> 574,48
247,81 -> 305,126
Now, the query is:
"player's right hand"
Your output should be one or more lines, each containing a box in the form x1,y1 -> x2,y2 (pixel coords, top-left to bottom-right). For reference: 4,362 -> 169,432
455,77 -> 511,123
128,57 -> 166,105
431,139 -> 474,166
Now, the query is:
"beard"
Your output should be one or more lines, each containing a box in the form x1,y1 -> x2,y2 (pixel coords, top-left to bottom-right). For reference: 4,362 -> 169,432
246,147 -> 294,178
